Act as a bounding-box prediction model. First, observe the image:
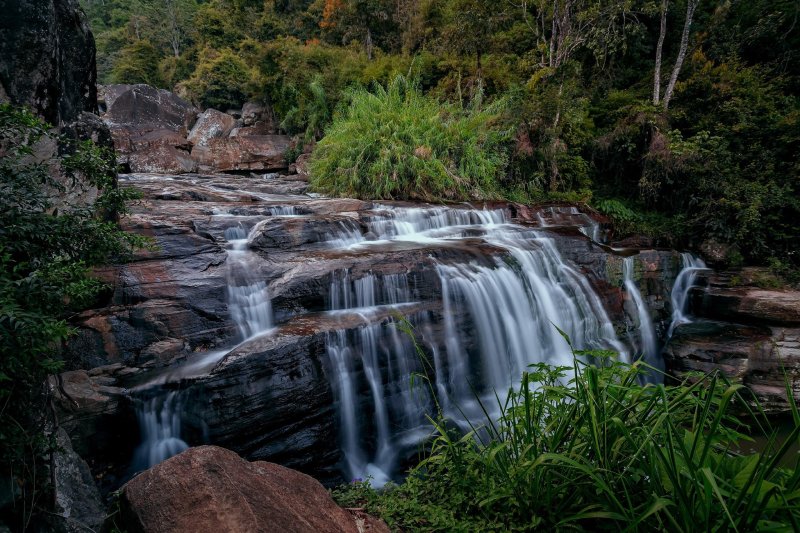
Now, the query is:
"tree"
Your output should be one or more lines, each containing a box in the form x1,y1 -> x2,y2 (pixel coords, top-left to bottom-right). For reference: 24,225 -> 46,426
318,0 -> 397,59
111,39 -> 164,86
662,0 -> 700,109
652,0 -> 668,104
442,0 -> 509,81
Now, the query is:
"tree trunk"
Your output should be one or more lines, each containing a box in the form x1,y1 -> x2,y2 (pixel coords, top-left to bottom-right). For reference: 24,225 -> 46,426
663,0 -> 699,110
549,0 -> 558,68
653,0 -> 669,104
365,27 -> 373,60
476,48 -> 483,83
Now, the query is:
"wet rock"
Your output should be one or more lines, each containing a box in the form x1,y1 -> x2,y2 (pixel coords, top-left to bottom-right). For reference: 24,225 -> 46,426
118,446 -> 388,533
694,286 -> 800,326
192,135 -> 291,173
187,109 -> 238,147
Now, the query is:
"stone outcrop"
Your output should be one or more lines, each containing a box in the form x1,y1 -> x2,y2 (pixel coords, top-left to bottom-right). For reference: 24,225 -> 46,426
188,109 -> 238,147
0,0 -> 114,211
103,84 -> 199,173
0,0 -> 96,125
193,134 -> 292,172
99,86 -> 293,174
664,273 -> 800,412
118,446 -> 389,533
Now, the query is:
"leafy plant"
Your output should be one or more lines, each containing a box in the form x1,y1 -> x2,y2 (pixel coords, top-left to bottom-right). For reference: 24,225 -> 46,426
333,342 -> 800,531
0,104 -> 146,529
309,74 -> 510,201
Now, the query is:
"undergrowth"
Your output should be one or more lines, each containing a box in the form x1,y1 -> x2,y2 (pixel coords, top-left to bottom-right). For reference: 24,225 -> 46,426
332,345 -> 800,532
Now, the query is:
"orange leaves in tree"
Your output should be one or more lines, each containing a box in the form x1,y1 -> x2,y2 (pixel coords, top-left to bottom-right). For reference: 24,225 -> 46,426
320,0 -> 344,29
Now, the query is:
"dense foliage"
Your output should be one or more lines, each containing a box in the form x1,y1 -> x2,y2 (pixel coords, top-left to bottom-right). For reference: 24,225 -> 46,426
0,105 -> 144,528
309,75 -> 509,200
333,349 -> 800,531
80,0 -> 800,268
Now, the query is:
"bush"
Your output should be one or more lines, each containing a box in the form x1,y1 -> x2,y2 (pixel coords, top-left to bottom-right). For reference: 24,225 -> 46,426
0,105 -> 145,528
309,75 -> 510,201
333,346 -> 800,531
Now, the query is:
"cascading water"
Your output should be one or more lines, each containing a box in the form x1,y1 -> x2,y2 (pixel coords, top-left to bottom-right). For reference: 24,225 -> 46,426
323,206 -> 629,484
622,256 -> 660,375
130,221 -> 276,470
131,392 -> 188,471
225,225 -> 274,339
667,253 -> 708,338
325,271 -> 431,485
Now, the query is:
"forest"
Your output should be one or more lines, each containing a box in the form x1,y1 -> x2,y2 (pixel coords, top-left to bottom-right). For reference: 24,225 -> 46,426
81,0 -> 800,276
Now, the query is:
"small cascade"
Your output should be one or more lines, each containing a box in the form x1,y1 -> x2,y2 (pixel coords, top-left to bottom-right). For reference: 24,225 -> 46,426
366,205 -> 507,240
622,256 -> 660,374
131,221 -> 276,470
667,253 -> 708,338
225,225 -> 274,340
438,228 -> 627,403
268,206 -> 298,216
325,271 -> 431,485
131,392 -> 188,471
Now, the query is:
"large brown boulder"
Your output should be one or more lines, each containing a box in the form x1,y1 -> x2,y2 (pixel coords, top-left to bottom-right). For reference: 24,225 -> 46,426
192,135 -> 291,172
102,84 -> 200,173
118,446 -> 388,533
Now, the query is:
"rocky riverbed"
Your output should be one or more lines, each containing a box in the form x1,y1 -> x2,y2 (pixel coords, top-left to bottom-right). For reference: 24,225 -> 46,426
50,171 -> 799,505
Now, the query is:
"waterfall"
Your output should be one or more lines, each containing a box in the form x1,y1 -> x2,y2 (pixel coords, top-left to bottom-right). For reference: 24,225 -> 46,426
131,392 -> 188,471
622,256 -> 660,375
325,271 -> 432,485
323,207 -> 627,484
131,221 -> 276,470
667,253 -> 708,338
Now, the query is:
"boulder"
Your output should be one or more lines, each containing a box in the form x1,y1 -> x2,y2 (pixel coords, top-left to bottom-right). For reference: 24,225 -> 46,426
664,321 -> 800,412
188,109 -> 238,147
48,428 -> 106,533
104,84 -> 198,135
694,286 -> 800,326
118,446 -> 389,533
241,101 -> 265,126
192,135 -> 291,172
102,84 -> 199,173
0,0 -> 97,126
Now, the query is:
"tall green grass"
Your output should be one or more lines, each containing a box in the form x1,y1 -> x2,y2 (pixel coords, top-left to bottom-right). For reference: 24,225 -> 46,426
309,75 -> 510,201
333,346 -> 800,531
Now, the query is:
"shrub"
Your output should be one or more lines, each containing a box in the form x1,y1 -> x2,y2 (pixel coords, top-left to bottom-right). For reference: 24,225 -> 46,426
333,345 -> 800,531
0,105 -> 145,528
309,75 -> 510,201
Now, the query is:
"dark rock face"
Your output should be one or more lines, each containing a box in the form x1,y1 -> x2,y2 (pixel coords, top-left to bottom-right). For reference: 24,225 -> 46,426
104,84 -> 198,134
103,84 -> 200,173
0,0 -> 96,125
118,446 -> 389,533
664,273 -> 800,412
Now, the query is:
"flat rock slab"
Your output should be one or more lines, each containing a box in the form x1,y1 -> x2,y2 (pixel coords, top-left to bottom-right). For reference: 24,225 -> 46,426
119,445 -> 388,533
